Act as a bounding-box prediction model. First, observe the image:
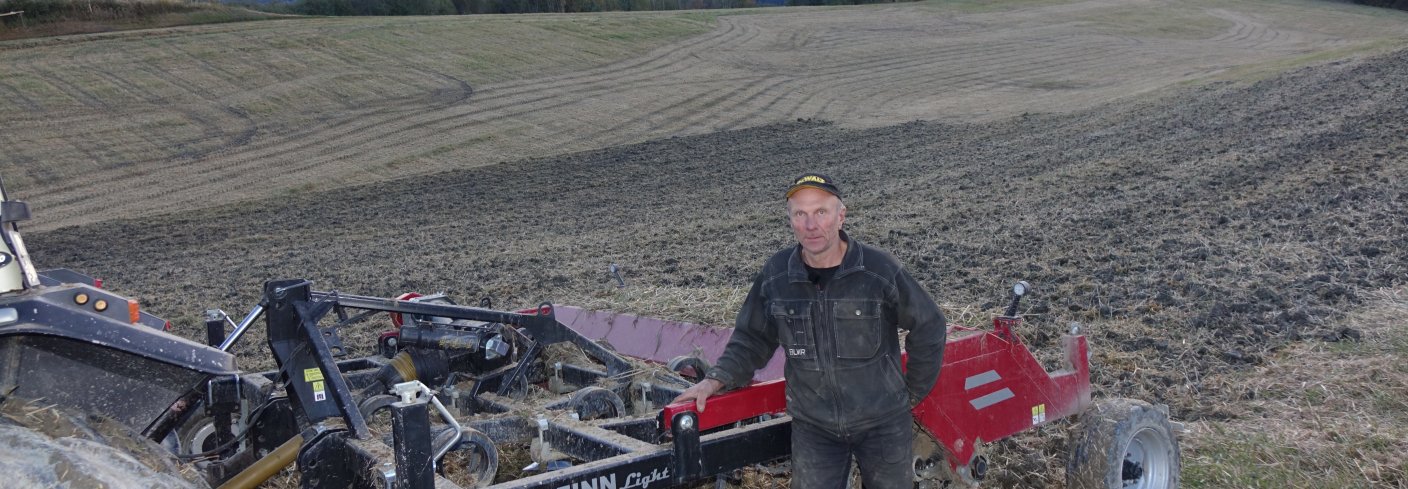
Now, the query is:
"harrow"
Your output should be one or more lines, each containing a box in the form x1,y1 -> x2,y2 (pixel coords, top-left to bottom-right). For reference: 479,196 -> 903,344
0,182 -> 1180,488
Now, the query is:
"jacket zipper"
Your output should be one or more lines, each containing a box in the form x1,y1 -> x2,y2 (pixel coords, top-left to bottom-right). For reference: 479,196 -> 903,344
816,284 -> 848,437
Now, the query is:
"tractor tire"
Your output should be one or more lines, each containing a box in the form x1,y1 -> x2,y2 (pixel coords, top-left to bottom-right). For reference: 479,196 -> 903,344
0,397 -> 209,489
1066,398 -> 1180,489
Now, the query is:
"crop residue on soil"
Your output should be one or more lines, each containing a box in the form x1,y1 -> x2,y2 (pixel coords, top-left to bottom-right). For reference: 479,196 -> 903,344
21,38 -> 1408,489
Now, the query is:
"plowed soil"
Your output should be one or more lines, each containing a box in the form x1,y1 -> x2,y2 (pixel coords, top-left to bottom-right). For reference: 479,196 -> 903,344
26,36 -> 1408,486
4,0 -> 1407,232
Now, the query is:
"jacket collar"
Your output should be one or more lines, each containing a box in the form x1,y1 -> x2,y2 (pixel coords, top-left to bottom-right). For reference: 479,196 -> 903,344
788,230 -> 865,283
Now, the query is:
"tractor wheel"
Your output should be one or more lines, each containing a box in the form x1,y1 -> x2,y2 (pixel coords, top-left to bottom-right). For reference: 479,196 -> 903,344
0,397 -> 209,488
1066,398 -> 1180,489
175,409 -> 220,457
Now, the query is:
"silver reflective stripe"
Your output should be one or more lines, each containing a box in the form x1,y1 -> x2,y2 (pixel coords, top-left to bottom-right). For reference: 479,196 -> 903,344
969,388 -> 1015,410
0,307 -> 16,325
965,370 -> 1001,390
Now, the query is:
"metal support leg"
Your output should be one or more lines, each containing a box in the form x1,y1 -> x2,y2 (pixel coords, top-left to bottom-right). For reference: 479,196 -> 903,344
205,310 -> 226,347
670,411 -> 703,484
392,398 -> 434,489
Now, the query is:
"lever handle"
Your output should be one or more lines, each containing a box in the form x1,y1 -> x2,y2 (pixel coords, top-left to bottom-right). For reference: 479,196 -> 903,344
1003,281 -> 1031,317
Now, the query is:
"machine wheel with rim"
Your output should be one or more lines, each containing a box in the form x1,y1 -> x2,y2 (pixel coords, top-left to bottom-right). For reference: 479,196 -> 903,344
175,409 -> 220,457
1066,398 -> 1180,489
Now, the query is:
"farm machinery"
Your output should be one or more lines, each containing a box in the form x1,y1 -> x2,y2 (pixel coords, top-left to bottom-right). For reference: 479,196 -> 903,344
0,182 -> 1181,488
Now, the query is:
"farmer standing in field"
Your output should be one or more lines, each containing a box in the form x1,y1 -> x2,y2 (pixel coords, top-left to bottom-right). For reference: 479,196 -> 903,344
673,173 -> 947,488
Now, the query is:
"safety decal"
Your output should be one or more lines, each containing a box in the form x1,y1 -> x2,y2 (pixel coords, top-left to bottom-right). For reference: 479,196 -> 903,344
304,368 -> 324,382
305,368 -> 327,402
1031,404 -> 1046,425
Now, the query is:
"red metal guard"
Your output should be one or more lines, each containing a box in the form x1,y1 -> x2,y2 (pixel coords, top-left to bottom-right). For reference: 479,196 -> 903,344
911,316 -> 1091,473
655,315 -> 1091,475
659,378 -> 787,432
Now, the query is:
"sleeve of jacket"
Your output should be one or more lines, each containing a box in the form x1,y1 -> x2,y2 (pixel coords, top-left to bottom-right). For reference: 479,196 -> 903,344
895,267 -> 946,406
704,273 -> 779,391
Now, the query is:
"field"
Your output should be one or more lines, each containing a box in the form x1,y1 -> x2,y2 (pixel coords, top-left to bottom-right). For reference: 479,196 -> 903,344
6,0 -> 1408,486
3,0 -> 1406,232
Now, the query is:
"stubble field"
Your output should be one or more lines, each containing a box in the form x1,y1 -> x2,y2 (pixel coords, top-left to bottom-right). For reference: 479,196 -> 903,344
4,0 -> 1407,232
6,0 -> 1408,486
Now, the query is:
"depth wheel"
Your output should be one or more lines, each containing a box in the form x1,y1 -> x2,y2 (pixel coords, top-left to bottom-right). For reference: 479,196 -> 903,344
440,428 -> 499,488
570,386 -> 625,420
1066,398 -> 1181,489
667,356 -> 711,383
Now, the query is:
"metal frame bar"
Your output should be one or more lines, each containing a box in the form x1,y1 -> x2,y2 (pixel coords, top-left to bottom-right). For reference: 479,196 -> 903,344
312,291 -> 632,376
221,283 -> 798,488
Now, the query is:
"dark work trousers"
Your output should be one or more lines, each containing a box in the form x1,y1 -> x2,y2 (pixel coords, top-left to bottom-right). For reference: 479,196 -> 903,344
790,411 -> 915,489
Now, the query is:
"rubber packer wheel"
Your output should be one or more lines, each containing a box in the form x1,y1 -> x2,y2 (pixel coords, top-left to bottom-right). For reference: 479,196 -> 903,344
442,428 -> 499,489
1066,398 -> 1181,489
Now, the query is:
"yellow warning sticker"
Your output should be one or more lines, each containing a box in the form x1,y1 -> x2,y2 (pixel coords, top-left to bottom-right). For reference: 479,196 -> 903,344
312,379 -> 327,402
304,368 -> 324,382
1031,404 -> 1047,425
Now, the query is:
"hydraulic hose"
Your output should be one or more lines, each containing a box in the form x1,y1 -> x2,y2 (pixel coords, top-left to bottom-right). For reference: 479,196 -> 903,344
215,434 -> 302,489
389,350 -> 418,382
359,349 -> 453,400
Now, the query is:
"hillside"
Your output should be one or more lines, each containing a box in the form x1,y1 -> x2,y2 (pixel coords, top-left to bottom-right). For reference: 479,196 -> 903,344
7,0 -> 1408,485
3,0 -> 1407,232
27,37 -> 1408,489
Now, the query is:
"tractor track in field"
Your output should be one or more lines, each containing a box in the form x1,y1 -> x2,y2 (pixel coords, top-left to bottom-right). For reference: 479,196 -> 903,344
4,0 -> 1403,231
7,2 -> 1408,486
30,39 -> 1408,400
22,40 -> 1408,486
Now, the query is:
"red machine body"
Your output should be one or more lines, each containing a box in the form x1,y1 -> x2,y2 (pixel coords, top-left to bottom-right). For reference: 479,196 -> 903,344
655,313 -> 1092,477
911,315 -> 1092,474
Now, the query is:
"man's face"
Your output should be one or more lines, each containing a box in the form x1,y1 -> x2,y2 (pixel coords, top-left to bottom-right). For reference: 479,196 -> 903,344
787,187 -> 846,258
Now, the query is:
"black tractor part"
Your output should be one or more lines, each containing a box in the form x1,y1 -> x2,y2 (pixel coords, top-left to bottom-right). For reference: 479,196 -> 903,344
0,282 -> 236,435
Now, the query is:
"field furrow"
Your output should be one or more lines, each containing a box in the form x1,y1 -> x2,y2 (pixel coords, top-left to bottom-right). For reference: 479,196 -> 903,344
2,0 -> 1406,232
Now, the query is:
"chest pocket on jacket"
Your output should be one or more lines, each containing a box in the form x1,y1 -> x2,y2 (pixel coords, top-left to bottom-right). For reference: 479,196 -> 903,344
769,300 -> 816,361
833,299 -> 882,359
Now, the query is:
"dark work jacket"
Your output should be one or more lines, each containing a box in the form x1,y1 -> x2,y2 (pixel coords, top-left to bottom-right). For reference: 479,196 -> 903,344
706,231 -> 947,436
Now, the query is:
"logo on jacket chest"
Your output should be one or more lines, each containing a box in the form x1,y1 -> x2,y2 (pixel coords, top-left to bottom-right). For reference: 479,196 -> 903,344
787,347 -> 809,357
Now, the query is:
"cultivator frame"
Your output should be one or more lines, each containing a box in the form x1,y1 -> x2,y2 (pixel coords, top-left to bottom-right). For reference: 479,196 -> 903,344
158,277 -> 1093,489
0,178 -> 1171,489
2,272 -> 1097,489
169,278 -> 798,489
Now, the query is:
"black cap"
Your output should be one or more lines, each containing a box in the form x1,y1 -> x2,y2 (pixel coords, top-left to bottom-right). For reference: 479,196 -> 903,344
786,173 -> 842,199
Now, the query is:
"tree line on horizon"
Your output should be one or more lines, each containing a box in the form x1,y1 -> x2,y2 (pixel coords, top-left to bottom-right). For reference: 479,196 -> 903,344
1,0 -> 202,23
1353,0 -> 1408,8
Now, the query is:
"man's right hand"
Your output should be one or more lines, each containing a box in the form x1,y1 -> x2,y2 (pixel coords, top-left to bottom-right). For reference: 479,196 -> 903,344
671,378 -> 724,412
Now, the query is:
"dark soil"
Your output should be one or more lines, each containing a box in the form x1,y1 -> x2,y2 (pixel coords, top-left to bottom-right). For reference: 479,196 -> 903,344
26,46 -> 1408,486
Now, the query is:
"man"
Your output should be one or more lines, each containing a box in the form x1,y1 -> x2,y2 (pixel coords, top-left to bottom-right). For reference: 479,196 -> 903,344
673,173 -> 947,488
